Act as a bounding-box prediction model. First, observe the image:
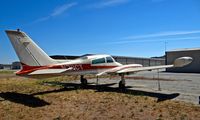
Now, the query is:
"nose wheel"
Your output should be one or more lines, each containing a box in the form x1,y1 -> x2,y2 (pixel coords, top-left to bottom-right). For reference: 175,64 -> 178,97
80,75 -> 87,85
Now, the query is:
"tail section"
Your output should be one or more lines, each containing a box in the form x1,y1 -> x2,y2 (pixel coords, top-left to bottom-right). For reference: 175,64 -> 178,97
5,29 -> 57,66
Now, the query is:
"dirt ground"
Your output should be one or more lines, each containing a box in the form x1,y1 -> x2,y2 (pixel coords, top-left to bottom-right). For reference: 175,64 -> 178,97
0,71 -> 200,120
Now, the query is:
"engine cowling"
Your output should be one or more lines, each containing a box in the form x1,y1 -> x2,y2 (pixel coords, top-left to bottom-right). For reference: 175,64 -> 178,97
173,57 -> 193,67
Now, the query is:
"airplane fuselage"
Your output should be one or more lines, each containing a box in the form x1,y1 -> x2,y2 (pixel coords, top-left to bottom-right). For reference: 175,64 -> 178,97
16,54 -> 143,78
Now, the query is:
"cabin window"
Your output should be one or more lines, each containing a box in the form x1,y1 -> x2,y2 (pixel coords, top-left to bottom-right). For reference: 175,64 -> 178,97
92,58 -> 106,64
106,57 -> 114,63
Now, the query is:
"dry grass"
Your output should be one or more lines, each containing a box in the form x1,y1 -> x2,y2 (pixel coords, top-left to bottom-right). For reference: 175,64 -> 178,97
0,71 -> 199,120
0,70 -> 15,74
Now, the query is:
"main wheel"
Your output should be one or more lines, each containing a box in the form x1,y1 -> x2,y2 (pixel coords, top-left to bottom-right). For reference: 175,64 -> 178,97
81,78 -> 87,85
119,80 -> 125,89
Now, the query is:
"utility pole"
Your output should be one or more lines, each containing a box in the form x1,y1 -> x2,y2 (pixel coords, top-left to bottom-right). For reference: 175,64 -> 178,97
165,41 -> 167,52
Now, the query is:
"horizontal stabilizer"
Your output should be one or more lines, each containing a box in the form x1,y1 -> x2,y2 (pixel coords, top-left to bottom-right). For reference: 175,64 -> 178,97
28,68 -> 72,75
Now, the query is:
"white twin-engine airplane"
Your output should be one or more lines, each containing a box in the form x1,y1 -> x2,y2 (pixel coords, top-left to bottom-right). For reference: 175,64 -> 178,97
5,29 -> 193,89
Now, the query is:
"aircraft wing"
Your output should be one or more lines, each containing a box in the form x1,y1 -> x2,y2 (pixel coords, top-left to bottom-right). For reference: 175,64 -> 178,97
29,68 -> 72,75
116,65 -> 173,74
97,57 -> 192,76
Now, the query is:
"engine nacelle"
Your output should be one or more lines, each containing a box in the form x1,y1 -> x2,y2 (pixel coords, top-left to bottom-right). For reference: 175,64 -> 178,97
173,57 -> 193,67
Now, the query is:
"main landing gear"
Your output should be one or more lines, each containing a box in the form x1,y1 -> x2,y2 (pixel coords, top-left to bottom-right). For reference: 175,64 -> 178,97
119,74 -> 126,89
80,74 -> 126,89
80,75 -> 87,85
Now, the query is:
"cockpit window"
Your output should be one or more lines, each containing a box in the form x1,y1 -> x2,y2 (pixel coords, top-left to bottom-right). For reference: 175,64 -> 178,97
92,58 -> 106,64
106,57 -> 114,63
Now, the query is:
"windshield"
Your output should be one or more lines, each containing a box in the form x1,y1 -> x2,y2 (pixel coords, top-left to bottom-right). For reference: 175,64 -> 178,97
106,57 -> 114,63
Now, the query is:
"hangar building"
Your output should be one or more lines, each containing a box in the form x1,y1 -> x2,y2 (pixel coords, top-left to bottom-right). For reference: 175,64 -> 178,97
0,64 -> 12,70
12,61 -> 21,69
0,62 -> 21,70
112,56 -> 164,66
166,48 -> 200,73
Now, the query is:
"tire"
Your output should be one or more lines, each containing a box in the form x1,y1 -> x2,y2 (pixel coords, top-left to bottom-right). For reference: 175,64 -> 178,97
81,78 -> 87,85
119,81 -> 125,89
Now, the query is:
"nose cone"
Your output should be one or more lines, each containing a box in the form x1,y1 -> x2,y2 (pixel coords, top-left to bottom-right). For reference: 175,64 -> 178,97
185,57 -> 193,62
174,57 -> 193,67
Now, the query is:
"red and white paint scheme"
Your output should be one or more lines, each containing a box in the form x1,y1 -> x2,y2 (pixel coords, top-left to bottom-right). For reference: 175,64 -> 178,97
5,30 -> 193,88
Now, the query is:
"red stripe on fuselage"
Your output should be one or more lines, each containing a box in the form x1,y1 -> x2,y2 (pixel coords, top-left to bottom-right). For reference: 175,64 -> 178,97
17,63 -> 117,75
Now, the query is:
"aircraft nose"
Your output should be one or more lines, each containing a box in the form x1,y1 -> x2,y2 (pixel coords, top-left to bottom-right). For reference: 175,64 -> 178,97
184,57 -> 193,63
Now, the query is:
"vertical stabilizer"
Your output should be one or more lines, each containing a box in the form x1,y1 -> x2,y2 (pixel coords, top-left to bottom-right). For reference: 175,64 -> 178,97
5,30 -> 57,66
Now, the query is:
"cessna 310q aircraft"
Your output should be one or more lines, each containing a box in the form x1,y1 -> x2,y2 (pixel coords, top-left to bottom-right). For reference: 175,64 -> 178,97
5,29 -> 193,89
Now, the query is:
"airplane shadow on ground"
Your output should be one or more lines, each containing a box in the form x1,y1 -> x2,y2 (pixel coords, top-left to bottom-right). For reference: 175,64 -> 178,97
0,92 -> 50,107
0,82 -> 180,108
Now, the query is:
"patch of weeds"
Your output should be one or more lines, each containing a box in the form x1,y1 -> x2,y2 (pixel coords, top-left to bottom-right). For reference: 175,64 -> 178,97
139,109 -> 143,112
156,118 -> 162,120
36,79 -> 49,85
180,114 -> 187,120
143,105 -> 148,108
128,91 -> 135,95
138,92 -> 144,96
4,107 -> 10,111
125,94 -> 132,99
152,104 -> 156,107
169,110 -> 174,116
124,102 -> 128,105
144,97 -> 148,100
0,70 -> 14,74
194,107 -> 199,111
75,89 -> 79,94
53,116 -> 61,120
121,99 -> 125,103
131,113 -> 135,117
18,114 -> 25,119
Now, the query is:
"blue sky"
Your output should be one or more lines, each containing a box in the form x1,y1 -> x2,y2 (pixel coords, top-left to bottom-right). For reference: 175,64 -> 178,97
0,0 -> 200,63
